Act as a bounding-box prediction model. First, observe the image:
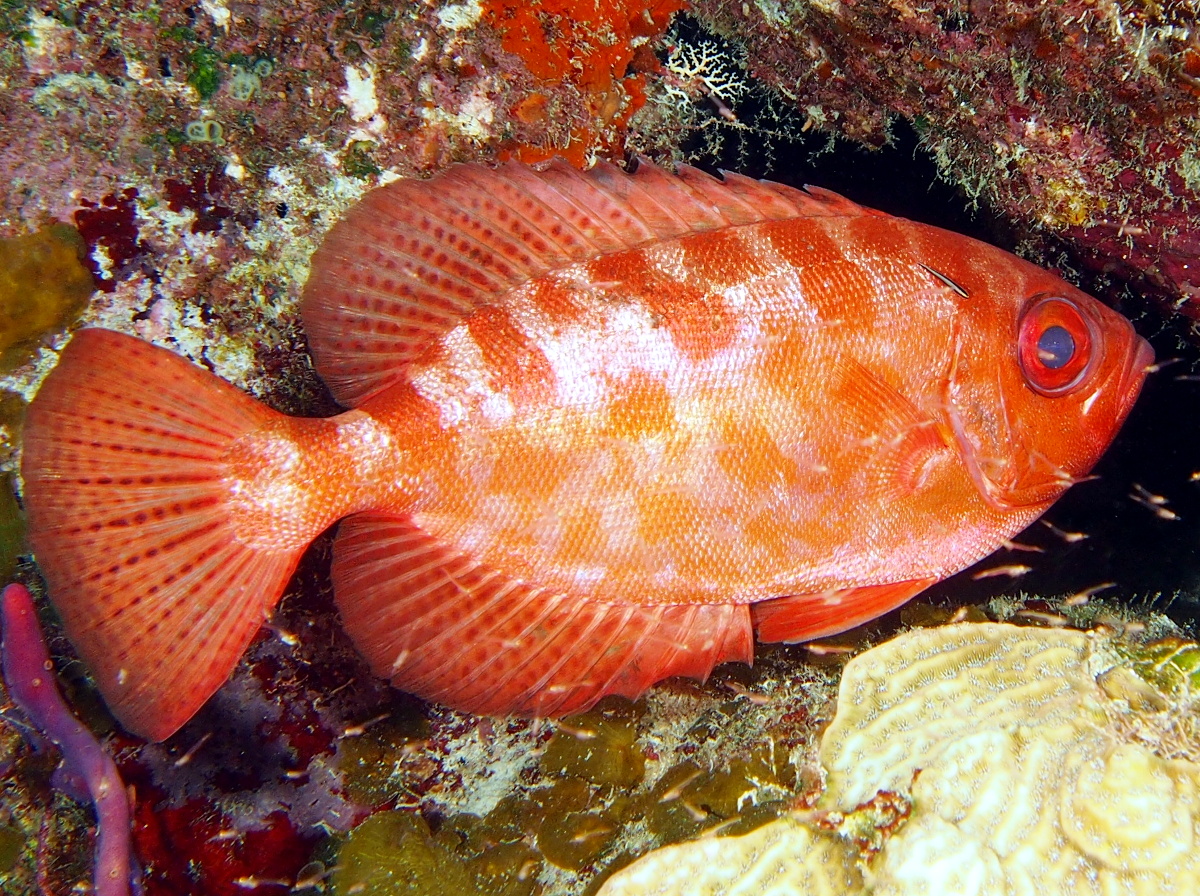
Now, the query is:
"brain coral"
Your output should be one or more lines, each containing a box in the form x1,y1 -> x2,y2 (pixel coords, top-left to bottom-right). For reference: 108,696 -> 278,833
598,622 -> 1200,896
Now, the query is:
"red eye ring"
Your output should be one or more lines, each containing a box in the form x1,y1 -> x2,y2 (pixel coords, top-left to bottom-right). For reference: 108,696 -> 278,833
1017,295 -> 1098,397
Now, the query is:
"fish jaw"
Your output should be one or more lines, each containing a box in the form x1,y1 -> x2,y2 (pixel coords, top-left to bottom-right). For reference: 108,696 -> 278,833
1116,335 -> 1155,425
946,295 -> 1152,513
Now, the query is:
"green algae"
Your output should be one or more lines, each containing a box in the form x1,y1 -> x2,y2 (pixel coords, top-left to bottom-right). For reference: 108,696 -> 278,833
537,809 -> 619,871
0,388 -> 29,440
187,46 -> 222,100
460,776 -> 608,873
332,810 -> 539,896
0,822 -> 21,873
330,703 -> 803,891
342,141 -> 382,179
333,811 -> 477,896
327,662 -> 839,895
540,704 -> 645,789
1116,637 -> 1200,697
0,1 -> 31,43
335,713 -> 431,807
0,225 -> 92,372
441,809 -> 542,888
640,742 -> 794,843
0,473 -> 23,582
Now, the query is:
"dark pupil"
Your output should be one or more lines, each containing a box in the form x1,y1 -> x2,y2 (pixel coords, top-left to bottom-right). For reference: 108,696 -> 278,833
1036,325 -> 1074,369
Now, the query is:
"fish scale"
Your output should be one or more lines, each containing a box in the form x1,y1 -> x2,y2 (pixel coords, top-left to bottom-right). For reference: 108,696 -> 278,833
20,160 -> 1151,740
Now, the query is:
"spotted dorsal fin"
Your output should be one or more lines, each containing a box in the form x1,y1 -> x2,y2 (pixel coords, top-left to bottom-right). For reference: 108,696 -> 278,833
300,159 -> 877,407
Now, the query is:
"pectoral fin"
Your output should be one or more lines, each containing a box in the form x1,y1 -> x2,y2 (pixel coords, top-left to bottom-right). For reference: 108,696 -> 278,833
833,355 -> 950,501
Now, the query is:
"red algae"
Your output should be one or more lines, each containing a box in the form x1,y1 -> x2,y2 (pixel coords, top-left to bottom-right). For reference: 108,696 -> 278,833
73,190 -> 146,293
482,0 -> 684,165
133,804 -> 313,896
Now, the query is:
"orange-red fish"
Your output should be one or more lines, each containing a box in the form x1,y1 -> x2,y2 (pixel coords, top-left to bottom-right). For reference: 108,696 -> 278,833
20,161 -> 1152,741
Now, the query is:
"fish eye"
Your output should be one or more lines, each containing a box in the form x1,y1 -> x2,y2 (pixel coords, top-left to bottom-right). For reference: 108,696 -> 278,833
1017,296 -> 1097,396
1036,325 -> 1074,369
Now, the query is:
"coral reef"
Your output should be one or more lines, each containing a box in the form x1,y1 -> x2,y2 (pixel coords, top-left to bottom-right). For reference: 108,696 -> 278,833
0,2 -> 1196,895
599,622 -> 1200,896
325,651 -> 833,896
683,0 -> 1200,319
0,0 -> 695,480
595,818 -> 859,896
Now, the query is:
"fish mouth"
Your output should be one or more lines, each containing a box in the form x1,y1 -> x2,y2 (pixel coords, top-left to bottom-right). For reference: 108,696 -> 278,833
1115,335 -> 1155,424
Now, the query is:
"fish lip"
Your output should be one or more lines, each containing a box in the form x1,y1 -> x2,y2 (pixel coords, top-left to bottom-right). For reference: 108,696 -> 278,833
1115,335 -> 1155,423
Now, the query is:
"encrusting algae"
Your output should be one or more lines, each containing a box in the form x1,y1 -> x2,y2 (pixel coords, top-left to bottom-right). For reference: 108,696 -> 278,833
599,622 -> 1200,896
0,224 -> 90,581
0,225 -> 93,372
322,649 -> 828,896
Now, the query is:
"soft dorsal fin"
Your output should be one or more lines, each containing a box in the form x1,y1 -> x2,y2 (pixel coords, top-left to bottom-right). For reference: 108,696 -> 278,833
301,159 -> 876,407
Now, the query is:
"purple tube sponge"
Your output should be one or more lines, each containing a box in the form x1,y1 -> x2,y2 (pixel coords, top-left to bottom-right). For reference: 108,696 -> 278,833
1,583 -> 133,896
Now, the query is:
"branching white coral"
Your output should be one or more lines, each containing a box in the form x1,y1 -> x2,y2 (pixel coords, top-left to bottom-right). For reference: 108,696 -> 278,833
663,38 -> 750,108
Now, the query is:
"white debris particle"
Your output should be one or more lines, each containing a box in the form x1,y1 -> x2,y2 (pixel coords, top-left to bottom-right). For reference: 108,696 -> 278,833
436,1 -> 484,31
341,64 -> 380,122
340,64 -> 387,142
200,0 -> 231,30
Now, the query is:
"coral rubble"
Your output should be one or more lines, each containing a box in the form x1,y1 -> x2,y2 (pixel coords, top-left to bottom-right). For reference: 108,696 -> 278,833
599,622 -> 1200,896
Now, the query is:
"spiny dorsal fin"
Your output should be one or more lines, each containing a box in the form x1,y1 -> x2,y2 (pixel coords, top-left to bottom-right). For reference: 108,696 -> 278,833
301,159 -> 875,407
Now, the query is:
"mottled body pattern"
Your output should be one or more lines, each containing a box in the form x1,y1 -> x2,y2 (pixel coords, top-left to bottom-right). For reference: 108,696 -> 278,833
20,162 -> 1151,740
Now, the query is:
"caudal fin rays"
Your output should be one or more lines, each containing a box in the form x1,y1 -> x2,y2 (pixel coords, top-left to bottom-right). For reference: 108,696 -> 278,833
22,329 -> 310,741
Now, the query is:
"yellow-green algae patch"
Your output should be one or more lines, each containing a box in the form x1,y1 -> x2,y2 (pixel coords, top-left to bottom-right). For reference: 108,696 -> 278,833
599,622 -> 1200,896
0,473 -> 23,580
332,809 -> 537,896
540,703 -> 645,790
330,657 -> 840,896
0,225 -> 93,372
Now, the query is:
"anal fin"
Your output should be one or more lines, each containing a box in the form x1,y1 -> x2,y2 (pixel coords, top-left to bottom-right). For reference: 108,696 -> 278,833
751,579 -> 937,644
331,513 -> 754,716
